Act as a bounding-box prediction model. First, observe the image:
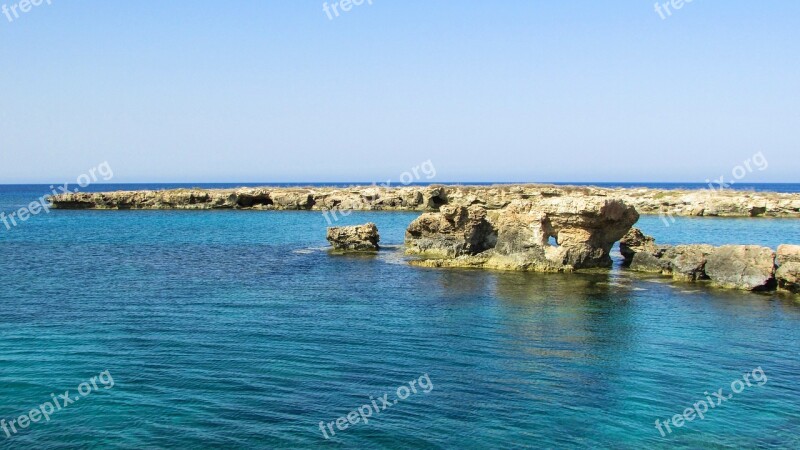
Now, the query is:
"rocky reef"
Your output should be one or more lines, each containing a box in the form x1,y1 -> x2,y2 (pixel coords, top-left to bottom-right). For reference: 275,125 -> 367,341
326,223 -> 380,251
776,245 -> 800,293
621,228 -> 798,293
405,197 -> 639,272
50,184 -> 800,295
49,184 -> 800,218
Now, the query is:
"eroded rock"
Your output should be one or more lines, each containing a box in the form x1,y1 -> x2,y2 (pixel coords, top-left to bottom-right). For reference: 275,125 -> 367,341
326,223 -> 380,251
621,231 -> 800,293
49,184 -> 800,217
621,229 -> 722,282
663,245 -> 716,281
620,228 -> 658,266
404,205 -> 496,258
776,245 -> 800,293
776,262 -> 800,294
406,197 -> 639,272
704,245 -> 776,291
777,244 -> 800,266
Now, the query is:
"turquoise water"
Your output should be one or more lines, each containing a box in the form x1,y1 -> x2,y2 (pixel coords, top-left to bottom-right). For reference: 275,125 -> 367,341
1,186 -> 800,449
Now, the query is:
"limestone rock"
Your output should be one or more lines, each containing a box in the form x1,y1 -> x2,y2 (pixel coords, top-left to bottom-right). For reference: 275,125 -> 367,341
620,228 -> 659,266
405,197 -> 639,272
629,249 -> 670,273
621,229 -> 716,281
49,184 -> 800,217
704,245 -> 776,291
326,223 -> 380,251
777,244 -> 800,266
422,186 -> 449,210
619,228 -> 673,273
775,245 -> 800,294
271,191 -> 314,210
776,262 -> 800,294
662,245 -> 716,281
405,205 -> 496,258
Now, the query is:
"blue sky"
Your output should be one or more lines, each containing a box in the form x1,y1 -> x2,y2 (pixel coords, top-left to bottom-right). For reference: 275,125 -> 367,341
0,1 -> 798,183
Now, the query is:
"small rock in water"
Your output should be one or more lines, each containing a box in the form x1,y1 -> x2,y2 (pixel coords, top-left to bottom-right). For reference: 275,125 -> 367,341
326,223 -> 380,251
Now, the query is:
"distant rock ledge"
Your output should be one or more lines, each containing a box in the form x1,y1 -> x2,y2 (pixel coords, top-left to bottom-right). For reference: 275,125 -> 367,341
49,184 -> 800,217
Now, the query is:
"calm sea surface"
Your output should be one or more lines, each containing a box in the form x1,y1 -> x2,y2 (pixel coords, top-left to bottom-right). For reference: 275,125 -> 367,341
1,184 -> 799,449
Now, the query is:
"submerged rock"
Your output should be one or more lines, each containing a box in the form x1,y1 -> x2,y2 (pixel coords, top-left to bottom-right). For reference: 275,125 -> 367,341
405,197 -> 639,272
326,223 -> 380,251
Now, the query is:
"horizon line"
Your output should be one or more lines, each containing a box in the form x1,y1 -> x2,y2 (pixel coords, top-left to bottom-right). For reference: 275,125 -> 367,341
2,181 -> 799,186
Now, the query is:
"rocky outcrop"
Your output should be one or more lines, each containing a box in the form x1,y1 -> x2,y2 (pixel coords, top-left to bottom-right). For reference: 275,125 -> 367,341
620,228 -> 666,272
662,245 -> 716,281
405,197 -> 639,272
622,229 -> 787,291
620,228 -> 658,265
405,205 -> 496,258
776,263 -> 800,293
776,245 -> 800,293
704,246 -> 776,291
777,244 -> 800,266
326,223 -> 380,251
620,229 -> 715,281
49,184 -> 800,217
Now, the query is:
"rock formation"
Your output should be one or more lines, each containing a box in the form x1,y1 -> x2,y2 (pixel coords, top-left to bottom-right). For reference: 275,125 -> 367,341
776,245 -> 800,293
50,184 -> 800,294
620,229 -> 715,281
662,245 -> 717,281
405,205 -> 496,258
48,184 -> 800,218
326,223 -> 380,251
621,228 -> 790,292
704,246 -> 776,291
405,197 -> 639,272
619,228 -> 659,266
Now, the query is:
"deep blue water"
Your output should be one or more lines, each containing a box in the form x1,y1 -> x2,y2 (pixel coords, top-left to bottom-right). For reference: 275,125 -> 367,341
3,181 -> 800,195
1,184 -> 800,449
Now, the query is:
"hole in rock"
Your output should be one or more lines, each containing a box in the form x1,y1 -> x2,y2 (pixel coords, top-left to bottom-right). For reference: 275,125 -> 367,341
430,196 -> 447,209
237,195 -> 273,208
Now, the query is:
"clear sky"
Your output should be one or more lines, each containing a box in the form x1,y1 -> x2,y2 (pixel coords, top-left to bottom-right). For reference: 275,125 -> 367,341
0,1 -> 798,183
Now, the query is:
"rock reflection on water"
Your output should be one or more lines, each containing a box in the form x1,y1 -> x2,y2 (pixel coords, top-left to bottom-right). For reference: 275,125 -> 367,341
423,267 -> 640,360
491,271 -> 638,359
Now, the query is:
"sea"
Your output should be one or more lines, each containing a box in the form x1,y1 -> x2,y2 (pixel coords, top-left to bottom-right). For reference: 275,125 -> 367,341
1,183 -> 799,449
